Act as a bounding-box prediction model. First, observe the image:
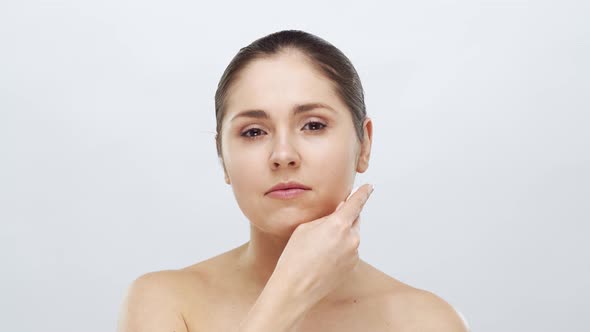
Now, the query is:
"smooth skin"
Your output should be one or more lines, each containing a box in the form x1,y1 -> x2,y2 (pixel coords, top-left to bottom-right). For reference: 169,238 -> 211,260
117,49 -> 469,332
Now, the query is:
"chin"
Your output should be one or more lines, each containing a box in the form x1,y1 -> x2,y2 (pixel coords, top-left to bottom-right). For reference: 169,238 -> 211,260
260,208 -> 326,232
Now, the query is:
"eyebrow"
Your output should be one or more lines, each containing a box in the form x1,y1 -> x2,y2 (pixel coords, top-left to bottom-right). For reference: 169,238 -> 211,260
230,102 -> 336,123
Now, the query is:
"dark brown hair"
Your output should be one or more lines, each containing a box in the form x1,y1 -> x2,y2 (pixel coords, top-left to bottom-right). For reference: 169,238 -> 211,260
214,29 -> 367,158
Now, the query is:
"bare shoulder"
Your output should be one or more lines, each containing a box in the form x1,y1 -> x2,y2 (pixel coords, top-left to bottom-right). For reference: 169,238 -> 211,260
117,245 -> 245,332
117,270 -> 186,332
116,268 -> 209,332
355,262 -> 468,332
382,285 -> 469,332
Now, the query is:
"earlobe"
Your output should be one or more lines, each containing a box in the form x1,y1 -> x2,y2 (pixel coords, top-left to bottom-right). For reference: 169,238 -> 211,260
224,169 -> 231,185
219,157 -> 231,185
356,117 -> 373,173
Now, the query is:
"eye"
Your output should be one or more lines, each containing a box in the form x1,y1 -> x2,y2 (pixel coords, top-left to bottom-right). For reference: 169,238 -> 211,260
302,121 -> 327,131
240,128 -> 267,138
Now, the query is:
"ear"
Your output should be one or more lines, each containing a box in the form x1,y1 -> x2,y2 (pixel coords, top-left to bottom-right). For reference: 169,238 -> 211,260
219,157 -> 231,184
356,117 -> 373,173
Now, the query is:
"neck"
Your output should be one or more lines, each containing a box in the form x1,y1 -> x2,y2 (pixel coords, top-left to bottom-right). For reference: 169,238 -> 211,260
238,224 -> 292,289
236,223 -> 365,305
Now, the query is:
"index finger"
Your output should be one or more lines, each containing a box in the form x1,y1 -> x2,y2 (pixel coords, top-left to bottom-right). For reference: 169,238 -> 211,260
337,184 -> 374,225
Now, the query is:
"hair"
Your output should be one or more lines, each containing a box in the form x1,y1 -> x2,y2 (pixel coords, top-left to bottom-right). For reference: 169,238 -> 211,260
214,29 -> 367,158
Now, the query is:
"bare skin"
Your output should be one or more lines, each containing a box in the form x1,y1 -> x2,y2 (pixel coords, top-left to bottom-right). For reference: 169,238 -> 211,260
118,187 -> 468,332
117,49 -> 469,331
183,245 -> 467,332
118,246 -> 468,331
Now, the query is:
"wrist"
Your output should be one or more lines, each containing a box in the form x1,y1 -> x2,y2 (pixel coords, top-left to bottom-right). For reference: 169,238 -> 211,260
260,277 -> 311,324
239,276 -> 310,331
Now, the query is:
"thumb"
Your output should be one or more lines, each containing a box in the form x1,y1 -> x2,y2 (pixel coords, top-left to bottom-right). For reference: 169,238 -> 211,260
335,200 -> 345,212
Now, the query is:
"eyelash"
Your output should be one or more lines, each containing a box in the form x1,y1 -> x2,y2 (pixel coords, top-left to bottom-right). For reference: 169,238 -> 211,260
240,121 -> 327,139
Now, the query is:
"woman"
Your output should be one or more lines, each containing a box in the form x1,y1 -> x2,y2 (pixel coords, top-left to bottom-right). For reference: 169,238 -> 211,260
118,30 -> 469,332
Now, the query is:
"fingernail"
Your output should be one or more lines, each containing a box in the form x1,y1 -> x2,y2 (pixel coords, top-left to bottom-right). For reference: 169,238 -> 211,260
370,184 -> 375,193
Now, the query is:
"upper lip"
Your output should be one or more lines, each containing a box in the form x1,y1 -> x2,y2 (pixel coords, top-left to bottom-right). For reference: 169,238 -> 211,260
265,181 -> 311,195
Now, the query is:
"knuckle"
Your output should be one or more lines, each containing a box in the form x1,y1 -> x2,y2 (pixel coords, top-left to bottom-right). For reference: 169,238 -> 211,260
332,215 -> 349,231
355,195 -> 365,206
295,223 -> 309,232
354,202 -> 363,215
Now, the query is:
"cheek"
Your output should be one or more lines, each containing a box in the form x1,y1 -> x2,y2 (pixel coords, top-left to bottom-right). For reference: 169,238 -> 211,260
308,131 -> 358,171
223,141 -> 270,216
225,142 -> 264,188
306,136 -> 359,202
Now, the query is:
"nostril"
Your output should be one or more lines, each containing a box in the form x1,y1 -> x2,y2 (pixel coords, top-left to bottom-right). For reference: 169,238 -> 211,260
272,160 -> 298,168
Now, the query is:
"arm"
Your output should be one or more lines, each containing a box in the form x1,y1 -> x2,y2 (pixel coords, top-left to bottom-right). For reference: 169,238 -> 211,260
117,272 -> 188,332
234,274 -> 312,332
236,185 -> 375,331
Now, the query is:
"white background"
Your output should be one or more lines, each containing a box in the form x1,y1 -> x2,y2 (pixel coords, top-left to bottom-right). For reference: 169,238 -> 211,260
1,0 -> 588,331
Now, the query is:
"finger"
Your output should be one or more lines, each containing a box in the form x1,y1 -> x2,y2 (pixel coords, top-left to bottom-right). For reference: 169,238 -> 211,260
335,200 -> 345,212
338,184 -> 374,225
351,215 -> 361,249
347,185 -> 360,201
351,215 -> 360,233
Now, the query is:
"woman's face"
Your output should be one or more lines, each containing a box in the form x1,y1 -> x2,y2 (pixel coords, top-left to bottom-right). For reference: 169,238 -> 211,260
220,50 -> 372,237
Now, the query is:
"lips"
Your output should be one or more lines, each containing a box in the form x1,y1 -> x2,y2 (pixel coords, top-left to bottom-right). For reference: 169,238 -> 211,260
265,181 -> 311,195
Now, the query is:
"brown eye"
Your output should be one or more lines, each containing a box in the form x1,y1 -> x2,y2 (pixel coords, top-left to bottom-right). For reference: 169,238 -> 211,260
302,121 -> 326,131
241,128 -> 266,138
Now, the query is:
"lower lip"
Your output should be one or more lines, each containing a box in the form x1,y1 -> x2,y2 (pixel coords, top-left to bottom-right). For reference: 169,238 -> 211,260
267,188 -> 309,199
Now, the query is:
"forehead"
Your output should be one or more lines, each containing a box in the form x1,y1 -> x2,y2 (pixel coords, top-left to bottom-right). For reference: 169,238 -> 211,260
224,51 -> 345,117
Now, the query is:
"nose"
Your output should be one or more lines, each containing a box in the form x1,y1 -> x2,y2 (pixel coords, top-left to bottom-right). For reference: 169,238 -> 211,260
269,135 -> 301,170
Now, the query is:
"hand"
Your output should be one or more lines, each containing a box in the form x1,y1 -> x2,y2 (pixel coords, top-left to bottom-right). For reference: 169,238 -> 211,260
270,183 -> 375,308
